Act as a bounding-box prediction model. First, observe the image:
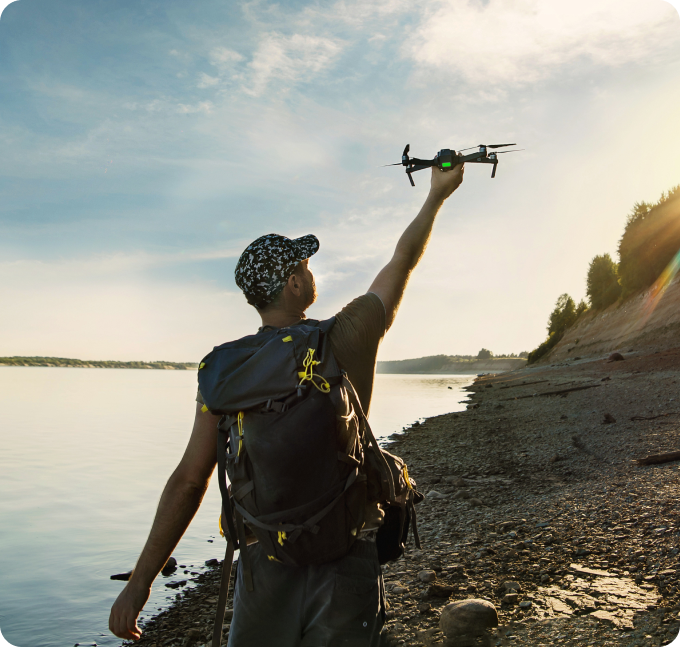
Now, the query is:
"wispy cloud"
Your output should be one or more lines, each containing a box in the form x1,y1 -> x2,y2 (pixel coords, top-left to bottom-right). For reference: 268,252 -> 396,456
406,0 -> 679,86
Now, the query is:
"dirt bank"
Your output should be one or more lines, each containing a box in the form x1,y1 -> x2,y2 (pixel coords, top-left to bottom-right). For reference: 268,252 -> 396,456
544,275 -> 680,364
123,347 -> 680,647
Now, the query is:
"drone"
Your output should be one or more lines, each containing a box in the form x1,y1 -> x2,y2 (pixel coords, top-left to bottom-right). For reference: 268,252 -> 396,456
386,143 -> 521,186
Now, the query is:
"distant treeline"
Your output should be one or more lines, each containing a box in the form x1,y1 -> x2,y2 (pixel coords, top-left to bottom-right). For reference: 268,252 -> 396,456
0,356 -> 198,370
528,185 -> 680,364
377,353 -> 527,374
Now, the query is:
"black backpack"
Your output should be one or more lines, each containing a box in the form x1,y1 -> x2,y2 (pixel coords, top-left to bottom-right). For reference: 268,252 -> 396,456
198,317 -> 422,642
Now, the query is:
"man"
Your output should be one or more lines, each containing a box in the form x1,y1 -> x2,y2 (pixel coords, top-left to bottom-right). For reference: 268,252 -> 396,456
109,163 -> 464,645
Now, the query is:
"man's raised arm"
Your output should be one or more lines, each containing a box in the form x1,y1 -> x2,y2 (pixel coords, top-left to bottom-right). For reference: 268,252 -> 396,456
368,164 -> 464,328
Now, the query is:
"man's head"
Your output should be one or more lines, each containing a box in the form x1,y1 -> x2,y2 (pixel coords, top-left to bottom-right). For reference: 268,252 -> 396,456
235,233 -> 319,313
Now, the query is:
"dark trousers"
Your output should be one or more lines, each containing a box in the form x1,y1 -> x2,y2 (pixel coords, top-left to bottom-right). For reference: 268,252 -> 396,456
227,539 -> 386,647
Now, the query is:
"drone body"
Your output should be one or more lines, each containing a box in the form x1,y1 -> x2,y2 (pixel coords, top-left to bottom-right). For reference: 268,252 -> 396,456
390,143 -> 520,186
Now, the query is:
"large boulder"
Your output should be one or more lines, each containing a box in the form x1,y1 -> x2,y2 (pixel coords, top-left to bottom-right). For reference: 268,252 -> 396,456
439,599 -> 498,646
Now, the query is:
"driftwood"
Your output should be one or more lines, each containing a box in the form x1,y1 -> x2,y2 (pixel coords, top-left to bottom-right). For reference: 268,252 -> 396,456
630,411 -> 679,421
499,380 -> 549,390
510,384 -> 601,400
635,451 -> 680,466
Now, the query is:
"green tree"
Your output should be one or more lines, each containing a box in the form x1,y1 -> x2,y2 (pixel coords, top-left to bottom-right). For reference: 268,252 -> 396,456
618,186 -> 680,297
528,293 -> 587,364
547,293 -> 577,336
586,253 -> 621,310
476,348 -> 493,359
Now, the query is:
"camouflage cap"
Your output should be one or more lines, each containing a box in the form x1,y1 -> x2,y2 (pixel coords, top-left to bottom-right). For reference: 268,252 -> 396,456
235,233 -> 319,308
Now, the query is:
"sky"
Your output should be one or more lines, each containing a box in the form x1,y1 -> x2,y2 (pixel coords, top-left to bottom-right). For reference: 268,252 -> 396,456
0,0 -> 679,363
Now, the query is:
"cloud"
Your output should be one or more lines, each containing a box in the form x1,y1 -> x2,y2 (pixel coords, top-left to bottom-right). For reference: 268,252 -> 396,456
406,0 -> 679,87
176,100 -> 214,114
197,73 -> 220,88
245,32 -> 344,96
210,46 -> 245,67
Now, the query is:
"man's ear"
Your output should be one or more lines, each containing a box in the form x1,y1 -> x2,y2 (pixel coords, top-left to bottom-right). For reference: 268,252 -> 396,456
288,273 -> 301,295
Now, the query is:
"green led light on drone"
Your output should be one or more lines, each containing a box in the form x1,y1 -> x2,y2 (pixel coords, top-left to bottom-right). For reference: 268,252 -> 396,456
441,162 -> 452,168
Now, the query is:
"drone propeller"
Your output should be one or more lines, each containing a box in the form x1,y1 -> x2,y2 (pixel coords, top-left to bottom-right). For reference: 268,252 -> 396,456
493,149 -> 524,154
381,143 -> 414,167
485,143 -> 516,149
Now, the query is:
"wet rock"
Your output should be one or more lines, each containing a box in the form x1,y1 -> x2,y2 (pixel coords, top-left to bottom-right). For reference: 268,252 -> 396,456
518,600 -> 532,608
602,413 -> 616,424
165,580 -> 187,589
503,581 -> 521,592
110,570 -> 133,581
608,352 -> 625,362
161,556 -> 178,576
419,570 -> 437,583
439,599 -> 498,645
205,558 -> 219,567
502,593 -> 518,604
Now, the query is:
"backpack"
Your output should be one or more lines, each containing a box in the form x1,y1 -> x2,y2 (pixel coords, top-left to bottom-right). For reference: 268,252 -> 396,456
198,317 -> 422,637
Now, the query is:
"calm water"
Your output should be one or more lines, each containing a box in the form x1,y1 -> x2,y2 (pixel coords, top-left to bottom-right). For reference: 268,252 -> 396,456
0,368 -> 473,647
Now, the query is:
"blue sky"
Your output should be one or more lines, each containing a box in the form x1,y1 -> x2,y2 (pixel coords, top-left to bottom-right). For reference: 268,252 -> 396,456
1,0 -> 679,362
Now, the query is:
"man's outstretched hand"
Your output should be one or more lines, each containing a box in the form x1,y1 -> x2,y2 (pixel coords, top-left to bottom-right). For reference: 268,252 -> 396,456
429,162 -> 464,202
109,579 -> 151,641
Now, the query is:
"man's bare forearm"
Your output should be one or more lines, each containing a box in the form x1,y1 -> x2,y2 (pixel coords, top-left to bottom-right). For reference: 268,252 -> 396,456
392,192 -> 445,269
128,470 -> 210,589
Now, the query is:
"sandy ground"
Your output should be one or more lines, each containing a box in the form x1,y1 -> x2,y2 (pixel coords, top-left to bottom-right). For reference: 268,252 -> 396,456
124,346 -> 680,647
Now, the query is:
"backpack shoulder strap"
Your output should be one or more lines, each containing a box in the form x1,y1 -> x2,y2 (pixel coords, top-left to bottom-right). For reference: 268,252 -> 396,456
342,373 -> 396,502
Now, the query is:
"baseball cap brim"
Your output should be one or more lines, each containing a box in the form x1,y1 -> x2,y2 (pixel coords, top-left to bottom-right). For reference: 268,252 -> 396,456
291,234 -> 320,262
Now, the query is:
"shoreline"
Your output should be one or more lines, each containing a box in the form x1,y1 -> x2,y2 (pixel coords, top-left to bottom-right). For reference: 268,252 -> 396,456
124,347 -> 680,647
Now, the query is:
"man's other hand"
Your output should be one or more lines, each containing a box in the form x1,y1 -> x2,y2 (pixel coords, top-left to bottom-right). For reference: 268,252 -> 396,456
429,163 -> 464,202
109,580 -> 151,641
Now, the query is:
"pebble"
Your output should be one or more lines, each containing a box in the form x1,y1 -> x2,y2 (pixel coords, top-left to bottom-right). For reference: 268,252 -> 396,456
418,569 -> 437,583
426,490 -> 447,500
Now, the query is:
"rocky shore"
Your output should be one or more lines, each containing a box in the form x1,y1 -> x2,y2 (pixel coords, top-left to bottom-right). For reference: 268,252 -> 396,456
124,347 -> 680,647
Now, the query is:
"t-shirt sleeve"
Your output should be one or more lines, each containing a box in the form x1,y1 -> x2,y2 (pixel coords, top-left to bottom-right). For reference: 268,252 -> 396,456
196,387 -> 204,405
329,292 -> 386,415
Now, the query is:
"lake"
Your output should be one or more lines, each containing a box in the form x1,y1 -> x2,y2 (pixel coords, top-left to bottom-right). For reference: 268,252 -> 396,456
0,368 -> 473,647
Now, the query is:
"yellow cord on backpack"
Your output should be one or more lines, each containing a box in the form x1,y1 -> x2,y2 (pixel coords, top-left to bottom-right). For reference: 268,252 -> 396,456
297,348 -> 330,394
237,411 -> 244,456
403,464 -> 413,490
277,530 -> 287,546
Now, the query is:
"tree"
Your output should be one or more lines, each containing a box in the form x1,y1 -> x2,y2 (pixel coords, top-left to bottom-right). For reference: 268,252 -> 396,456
586,254 -> 621,310
618,187 -> 680,297
547,294 -> 577,337
528,293 -> 587,364
476,348 -> 493,359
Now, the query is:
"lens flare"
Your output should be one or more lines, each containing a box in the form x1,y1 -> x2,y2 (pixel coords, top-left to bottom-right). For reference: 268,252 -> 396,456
641,246 -> 680,320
